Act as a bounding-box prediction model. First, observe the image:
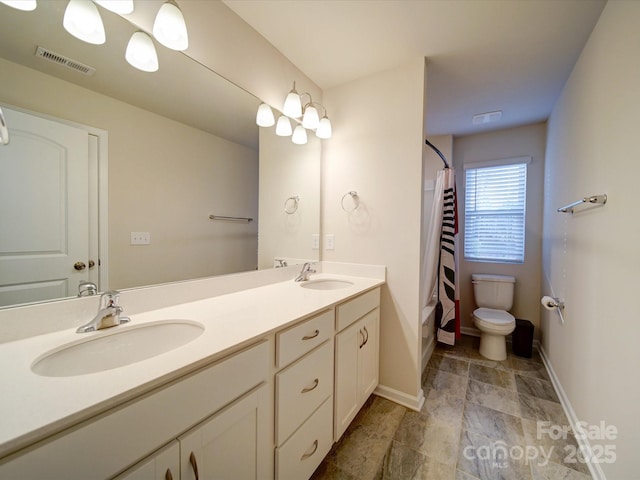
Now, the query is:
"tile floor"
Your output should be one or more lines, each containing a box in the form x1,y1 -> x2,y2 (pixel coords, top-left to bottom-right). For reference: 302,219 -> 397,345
312,335 -> 592,480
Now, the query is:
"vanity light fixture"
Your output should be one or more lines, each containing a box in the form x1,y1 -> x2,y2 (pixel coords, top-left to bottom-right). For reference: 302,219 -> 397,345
291,125 -> 308,145
256,103 -> 275,127
282,81 -> 303,118
301,103 -> 320,130
316,114 -> 332,139
0,0 -> 37,11
125,31 -> 159,72
94,0 -> 134,14
275,115 -> 292,137
153,0 -> 189,51
63,0 -> 106,45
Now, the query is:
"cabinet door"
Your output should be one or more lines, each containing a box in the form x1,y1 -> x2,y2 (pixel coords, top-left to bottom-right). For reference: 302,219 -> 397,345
179,384 -> 270,480
358,309 -> 379,401
334,320 -> 361,441
115,441 -> 180,480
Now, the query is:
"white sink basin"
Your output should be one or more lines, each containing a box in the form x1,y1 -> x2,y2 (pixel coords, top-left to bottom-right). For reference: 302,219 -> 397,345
32,320 -> 204,377
300,279 -> 354,290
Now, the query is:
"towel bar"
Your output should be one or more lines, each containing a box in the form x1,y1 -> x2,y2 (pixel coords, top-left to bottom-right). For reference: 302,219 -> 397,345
557,194 -> 607,214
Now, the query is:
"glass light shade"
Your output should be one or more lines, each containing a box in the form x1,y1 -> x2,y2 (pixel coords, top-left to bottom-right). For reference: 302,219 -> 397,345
302,105 -> 320,130
153,1 -> 188,51
256,103 -> 275,127
63,0 -> 106,45
126,31 -> 159,73
283,90 -> 302,118
95,0 -> 134,14
316,116 -> 332,139
275,115 -> 292,136
291,125 -> 308,145
0,0 -> 37,11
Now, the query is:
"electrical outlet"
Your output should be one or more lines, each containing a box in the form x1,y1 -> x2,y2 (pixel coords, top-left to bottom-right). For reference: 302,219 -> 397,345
311,234 -> 320,250
325,234 -> 335,250
130,232 -> 151,245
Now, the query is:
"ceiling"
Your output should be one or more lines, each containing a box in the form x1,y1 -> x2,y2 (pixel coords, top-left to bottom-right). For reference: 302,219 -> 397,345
223,0 -> 607,136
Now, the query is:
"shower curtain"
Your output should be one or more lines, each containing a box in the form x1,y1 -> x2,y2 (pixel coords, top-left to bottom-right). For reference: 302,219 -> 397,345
422,168 -> 459,345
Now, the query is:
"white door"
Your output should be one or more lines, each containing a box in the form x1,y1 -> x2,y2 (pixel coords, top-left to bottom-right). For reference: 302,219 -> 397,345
0,107 -> 90,306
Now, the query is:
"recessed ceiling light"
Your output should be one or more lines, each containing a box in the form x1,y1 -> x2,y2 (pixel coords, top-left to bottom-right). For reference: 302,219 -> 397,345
472,111 -> 502,125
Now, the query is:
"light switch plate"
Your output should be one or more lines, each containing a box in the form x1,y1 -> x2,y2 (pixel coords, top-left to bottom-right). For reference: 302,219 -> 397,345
311,233 -> 320,250
130,232 -> 151,245
325,234 -> 335,250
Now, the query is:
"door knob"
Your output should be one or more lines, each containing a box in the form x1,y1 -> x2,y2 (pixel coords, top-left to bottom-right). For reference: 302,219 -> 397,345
88,260 -> 95,268
73,261 -> 86,271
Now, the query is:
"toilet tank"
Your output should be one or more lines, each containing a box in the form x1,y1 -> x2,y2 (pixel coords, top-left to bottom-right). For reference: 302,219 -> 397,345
471,274 -> 515,310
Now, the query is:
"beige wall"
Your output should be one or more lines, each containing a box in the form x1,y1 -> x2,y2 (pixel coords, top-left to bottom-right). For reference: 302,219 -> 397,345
322,58 -> 427,408
0,58 -> 258,290
542,2 -> 640,478
258,128 -> 320,269
453,123 -> 546,335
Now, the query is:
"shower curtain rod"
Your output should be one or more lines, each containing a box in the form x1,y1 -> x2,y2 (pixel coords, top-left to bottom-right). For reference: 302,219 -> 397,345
425,138 -> 450,169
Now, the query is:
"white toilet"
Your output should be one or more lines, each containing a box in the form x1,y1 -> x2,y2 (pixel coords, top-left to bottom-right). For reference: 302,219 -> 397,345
471,274 -> 516,361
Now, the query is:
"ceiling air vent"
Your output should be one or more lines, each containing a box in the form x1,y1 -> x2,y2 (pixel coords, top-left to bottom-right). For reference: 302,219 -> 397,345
472,110 -> 502,125
35,46 -> 96,76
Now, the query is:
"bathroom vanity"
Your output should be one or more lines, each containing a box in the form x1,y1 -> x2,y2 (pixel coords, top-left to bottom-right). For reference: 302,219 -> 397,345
0,265 -> 384,479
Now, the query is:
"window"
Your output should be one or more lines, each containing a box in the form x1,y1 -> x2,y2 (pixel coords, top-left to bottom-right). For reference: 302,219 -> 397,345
464,160 -> 528,263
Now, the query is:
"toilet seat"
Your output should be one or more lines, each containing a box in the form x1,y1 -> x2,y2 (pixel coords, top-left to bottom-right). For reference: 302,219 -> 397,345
473,308 -> 515,333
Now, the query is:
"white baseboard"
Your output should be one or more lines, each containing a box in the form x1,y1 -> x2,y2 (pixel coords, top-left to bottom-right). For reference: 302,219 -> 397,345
460,326 -> 481,337
538,345 -> 606,480
422,336 -> 436,372
374,384 -> 425,412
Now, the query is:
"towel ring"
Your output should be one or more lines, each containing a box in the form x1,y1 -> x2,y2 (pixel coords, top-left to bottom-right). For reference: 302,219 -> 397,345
341,191 -> 360,212
284,195 -> 299,214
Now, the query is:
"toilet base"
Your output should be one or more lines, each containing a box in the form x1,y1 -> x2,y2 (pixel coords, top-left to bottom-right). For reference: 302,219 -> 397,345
478,333 -> 508,361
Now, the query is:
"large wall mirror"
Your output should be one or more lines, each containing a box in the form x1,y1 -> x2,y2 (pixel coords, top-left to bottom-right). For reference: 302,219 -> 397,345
0,1 -> 320,309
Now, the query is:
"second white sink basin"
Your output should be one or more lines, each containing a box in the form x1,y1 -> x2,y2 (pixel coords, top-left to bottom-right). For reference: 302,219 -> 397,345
32,320 -> 204,377
300,279 -> 354,290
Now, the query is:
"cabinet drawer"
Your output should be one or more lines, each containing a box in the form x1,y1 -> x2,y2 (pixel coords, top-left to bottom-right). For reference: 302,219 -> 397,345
276,397 -> 333,480
276,340 -> 333,445
276,309 -> 333,368
336,287 -> 380,331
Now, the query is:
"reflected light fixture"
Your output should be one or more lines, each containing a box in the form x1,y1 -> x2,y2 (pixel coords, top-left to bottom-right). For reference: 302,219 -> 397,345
125,31 -> 159,72
153,0 -> 189,51
0,0 -> 37,11
275,115 -> 292,137
301,103 -> 319,130
63,0 -> 106,45
291,125 -> 308,145
256,103 -> 275,127
282,82 -> 302,118
95,0 -> 134,14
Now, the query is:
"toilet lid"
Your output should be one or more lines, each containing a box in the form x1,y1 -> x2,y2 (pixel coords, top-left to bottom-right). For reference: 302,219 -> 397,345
473,307 -> 515,324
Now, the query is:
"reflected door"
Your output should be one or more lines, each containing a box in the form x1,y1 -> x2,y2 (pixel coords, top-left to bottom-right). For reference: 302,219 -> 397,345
0,107 -> 90,306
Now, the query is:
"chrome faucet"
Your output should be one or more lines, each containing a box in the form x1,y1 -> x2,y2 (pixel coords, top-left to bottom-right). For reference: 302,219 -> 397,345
77,280 -> 97,297
295,262 -> 316,282
76,290 -> 130,333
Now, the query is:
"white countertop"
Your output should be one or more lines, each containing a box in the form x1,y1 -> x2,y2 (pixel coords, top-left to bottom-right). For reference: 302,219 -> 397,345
0,273 -> 383,458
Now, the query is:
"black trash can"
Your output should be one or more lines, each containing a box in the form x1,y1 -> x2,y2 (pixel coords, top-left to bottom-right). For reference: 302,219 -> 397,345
512,319 -> 534,358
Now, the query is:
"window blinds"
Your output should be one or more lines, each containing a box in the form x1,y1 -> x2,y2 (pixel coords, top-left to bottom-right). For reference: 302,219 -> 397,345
464,162 -> 527,263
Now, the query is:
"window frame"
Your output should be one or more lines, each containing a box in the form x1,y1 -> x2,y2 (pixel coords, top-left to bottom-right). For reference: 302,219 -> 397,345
463,156 -> 530,264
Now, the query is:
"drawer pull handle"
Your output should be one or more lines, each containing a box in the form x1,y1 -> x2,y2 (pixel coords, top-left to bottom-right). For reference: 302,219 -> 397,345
363,326 -> 369,346
301,439 -> 319,460
165,468 -> 173,480
359,329 -> 365,349
301,378 -> 319,393
189,452 -> 200,480
302,329 -> 320,340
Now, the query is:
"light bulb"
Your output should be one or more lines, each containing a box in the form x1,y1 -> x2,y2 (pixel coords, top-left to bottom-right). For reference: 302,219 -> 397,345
126,31 -> 159,72
0,0 -> 37,11
63,0 -> 106,45
316,116 -> 332,139
95,0 -> 134,14
282,83 -> 302,118
292,125 -> 307,145
256,103 -> 275,127
153,0 -> 188,51
275,115 -> 292,136
302,105 -> 320,130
